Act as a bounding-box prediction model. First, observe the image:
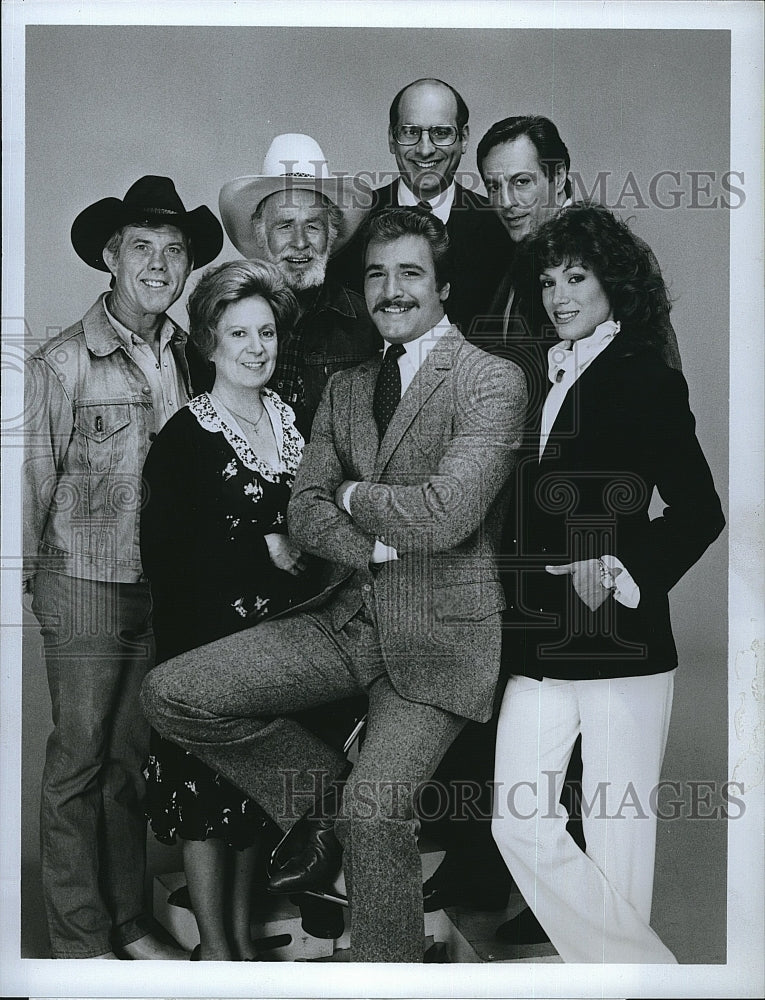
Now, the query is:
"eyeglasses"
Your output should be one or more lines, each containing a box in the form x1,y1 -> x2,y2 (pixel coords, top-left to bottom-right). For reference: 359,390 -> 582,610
393,124 -> 461,147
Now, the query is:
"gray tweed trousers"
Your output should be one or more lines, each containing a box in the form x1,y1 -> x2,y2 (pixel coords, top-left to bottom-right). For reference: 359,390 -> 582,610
140,598 -> 465,962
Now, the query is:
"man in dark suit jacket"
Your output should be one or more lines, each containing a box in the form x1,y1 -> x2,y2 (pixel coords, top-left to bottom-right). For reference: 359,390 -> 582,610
141,208 -> 527,962
474,115 -> 682,397
328,78 -> 511,339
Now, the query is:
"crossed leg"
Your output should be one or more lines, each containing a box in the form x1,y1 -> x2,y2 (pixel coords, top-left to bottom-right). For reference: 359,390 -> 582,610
141,608 -> 467,961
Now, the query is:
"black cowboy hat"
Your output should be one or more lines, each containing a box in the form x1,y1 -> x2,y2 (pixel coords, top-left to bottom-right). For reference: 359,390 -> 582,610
71,175 -> 224,271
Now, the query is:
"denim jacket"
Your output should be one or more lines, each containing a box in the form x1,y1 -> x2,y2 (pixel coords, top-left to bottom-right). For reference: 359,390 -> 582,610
23,297 -> 192,584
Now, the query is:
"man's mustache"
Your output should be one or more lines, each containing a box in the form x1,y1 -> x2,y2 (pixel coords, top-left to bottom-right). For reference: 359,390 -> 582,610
373,298 -> 417,313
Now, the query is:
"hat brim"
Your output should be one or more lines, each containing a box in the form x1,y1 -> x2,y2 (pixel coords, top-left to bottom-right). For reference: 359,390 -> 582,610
218,175 -> 374,260
71,199 -> 224,271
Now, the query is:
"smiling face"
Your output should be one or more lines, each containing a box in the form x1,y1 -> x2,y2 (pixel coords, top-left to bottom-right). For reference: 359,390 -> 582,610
539,260 -> 614,342
481,135 -> 567,242
364,234 -> 449,344
257,189 -> 332,292
209,295 -> 278,395
103,223 -> 191,321
388,81 -> 468,200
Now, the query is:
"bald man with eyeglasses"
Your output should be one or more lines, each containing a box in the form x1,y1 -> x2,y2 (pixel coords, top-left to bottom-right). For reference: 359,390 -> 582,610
329,78 -> 511,341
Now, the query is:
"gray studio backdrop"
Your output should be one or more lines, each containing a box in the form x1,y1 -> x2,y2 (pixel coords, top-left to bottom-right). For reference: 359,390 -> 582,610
21,25 -> 730,960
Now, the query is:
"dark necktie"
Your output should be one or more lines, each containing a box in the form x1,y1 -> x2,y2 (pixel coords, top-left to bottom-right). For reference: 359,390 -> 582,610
373,342 -> 406,437
416,200 -> 433,212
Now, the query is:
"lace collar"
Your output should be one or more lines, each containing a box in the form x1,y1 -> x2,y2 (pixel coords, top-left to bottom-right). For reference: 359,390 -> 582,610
187,389 -> 303,482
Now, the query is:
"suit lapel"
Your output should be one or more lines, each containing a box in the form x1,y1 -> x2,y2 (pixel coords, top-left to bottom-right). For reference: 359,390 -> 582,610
374,326 -> 461,475
538,335 -> 631,462
349,361 -> 382,475
373,181 -> 398,211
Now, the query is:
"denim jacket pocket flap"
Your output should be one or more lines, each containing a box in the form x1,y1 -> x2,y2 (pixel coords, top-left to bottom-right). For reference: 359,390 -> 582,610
76,403 -> 132,442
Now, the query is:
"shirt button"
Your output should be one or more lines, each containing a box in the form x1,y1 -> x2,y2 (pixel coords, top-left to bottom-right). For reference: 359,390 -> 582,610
362,584 -> 372,593
149,432 -> 157,442
142,386 -> 151,394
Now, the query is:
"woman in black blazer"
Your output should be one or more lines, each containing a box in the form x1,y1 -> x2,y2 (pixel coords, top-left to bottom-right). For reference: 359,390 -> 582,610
491,204 -> 724,962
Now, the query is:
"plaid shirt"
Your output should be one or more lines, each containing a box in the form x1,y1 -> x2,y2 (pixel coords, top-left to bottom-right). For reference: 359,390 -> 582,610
270,281 -> 380,437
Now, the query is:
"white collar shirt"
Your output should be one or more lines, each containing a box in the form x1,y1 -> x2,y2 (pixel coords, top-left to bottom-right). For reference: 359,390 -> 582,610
539,319 -> 620,461
383,313 -> 453,397
396,178 -> 455,224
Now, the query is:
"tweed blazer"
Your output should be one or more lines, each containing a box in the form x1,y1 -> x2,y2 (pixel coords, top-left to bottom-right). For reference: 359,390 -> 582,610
503,335 -> 724,681
288,324 -> 527,722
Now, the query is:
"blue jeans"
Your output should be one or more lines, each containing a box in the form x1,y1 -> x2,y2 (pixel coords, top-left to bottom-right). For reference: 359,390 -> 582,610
32,570 -> 154,957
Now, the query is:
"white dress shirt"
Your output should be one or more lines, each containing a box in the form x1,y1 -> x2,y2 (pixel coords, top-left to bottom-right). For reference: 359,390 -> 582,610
396,178 -> 455,224
539,319 -> 620,460
392,314 -> 452,395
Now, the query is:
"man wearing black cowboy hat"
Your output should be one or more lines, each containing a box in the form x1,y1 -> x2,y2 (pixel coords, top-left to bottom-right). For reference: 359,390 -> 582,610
23,175 -> 223,959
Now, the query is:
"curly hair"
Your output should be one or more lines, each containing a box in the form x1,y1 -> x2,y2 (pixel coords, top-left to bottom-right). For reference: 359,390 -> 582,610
361,206 -> 452,290
522,203 -> 672,346
186,259 -> 298,361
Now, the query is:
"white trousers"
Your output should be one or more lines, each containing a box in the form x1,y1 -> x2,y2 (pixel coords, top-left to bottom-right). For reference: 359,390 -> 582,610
492,671 -> 678,963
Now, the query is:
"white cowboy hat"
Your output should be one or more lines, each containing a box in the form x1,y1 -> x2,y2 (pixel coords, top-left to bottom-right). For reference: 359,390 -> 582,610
218,133 -> 373,259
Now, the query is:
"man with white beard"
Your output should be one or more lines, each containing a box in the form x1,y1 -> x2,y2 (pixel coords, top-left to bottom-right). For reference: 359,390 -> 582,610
219,134 -> 380,435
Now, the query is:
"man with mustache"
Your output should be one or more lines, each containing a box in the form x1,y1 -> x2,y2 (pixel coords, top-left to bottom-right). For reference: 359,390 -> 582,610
219,133 -> 380,436
328,81 -> 521,917
141,208 -> 527,962
328,78 -> 511,339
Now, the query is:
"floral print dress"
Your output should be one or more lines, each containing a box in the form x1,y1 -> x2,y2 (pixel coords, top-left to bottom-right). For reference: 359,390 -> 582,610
140,390 -> 312,849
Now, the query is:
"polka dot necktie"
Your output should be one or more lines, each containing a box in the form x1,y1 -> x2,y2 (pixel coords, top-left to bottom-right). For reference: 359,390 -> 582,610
373,342 -> 406,438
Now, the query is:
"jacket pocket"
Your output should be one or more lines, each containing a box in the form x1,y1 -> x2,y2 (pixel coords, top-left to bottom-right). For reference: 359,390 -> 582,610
76,402 -> 133,473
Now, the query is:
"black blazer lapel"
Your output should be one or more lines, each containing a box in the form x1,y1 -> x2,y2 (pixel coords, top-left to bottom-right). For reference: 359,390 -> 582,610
537,335 -> 639,463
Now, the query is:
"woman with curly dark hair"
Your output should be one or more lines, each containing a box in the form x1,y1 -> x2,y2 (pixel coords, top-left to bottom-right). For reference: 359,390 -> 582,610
491,204 -> 724,962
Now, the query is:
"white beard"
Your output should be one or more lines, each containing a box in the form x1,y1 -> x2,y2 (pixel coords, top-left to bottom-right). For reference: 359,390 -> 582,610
279,253 -> 328,292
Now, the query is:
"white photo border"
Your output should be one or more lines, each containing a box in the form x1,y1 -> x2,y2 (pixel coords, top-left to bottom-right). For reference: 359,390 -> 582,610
1,2 -> 762,998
